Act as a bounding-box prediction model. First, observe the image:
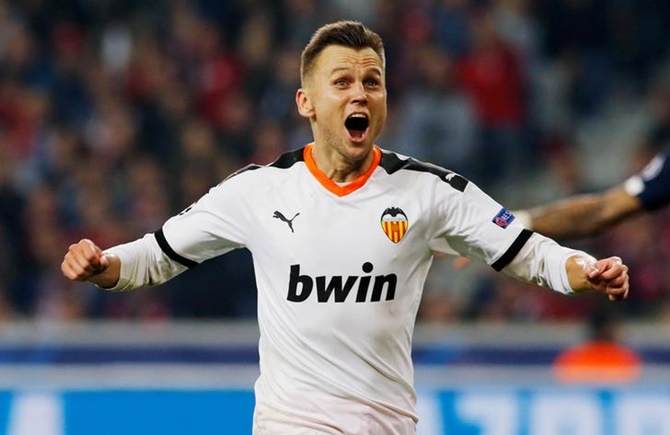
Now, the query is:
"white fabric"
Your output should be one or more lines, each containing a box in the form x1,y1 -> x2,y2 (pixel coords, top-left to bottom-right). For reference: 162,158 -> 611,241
103,234 -> 187,291
503,232 -> 581,295
623,175 -> 644,197
102,147 -> 584,434
512,209 -> 532,229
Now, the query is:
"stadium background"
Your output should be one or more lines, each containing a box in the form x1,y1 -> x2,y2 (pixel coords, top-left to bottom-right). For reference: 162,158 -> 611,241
1,0 -> 670,433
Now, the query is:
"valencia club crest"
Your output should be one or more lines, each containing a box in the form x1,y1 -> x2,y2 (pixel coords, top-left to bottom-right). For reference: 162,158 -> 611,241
381,207 -> 409,244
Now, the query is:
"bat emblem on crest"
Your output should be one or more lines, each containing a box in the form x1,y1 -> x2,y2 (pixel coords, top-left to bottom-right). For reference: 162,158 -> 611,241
381,207 -> 409,244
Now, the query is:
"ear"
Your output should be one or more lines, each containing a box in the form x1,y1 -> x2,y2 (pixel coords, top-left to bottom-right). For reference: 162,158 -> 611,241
296,88 -> 314,118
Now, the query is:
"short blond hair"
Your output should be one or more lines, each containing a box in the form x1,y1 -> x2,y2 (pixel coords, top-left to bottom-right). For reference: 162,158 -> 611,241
300,21 -> 385,84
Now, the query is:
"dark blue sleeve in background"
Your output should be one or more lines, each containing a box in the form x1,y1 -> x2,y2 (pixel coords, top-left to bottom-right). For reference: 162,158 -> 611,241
636,150 -> 670,211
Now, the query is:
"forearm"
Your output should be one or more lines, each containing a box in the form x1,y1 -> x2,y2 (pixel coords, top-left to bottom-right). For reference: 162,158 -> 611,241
102,233 -> 189,291
502,231 -> 627,299
526,195 -> 605,239
502,232 -> 581,295
523,186 -> 642,240
87,253 -> 121,288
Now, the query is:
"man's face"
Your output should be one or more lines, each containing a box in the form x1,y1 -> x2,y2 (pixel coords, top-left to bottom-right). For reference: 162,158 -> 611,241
297,45 -> 387,162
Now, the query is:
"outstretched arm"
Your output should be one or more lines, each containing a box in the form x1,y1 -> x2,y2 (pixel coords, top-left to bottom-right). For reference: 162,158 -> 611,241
521,186 -> 642,240
503,232 -> 629,302
61,234 -> 189,291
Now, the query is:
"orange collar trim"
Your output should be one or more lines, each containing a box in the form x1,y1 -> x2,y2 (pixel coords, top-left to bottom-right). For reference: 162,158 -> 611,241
303,143 -> 381,197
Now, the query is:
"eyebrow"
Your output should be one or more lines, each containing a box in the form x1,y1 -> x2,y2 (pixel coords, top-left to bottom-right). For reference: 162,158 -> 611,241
329,66 -> 383,76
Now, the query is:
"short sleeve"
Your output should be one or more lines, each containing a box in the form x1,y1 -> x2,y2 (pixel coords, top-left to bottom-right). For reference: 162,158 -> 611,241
159,173 -> 252,265
430,179 -> 532,271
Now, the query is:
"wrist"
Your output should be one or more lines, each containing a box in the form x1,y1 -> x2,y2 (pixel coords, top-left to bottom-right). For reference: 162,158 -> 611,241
566,253 -> 598,293
89,253 -> 121,289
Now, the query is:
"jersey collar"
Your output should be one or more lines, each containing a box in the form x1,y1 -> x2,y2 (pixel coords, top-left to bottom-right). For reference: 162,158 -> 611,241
303,143 -> 381,197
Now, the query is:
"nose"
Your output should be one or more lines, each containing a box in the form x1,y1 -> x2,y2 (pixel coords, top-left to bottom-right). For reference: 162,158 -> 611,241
350,81 -> 367,104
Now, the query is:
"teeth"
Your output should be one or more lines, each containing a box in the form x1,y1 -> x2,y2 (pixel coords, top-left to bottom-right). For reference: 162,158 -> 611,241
349,114 -> 367,119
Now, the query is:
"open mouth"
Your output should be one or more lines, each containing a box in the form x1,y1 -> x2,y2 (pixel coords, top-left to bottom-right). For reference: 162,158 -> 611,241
345,114 -> 369,142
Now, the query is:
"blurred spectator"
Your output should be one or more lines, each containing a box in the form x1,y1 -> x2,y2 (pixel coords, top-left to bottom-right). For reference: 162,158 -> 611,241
176,120 -> 221,198
536,0 -> 612,118
124,155 -> 171,234
249,120 -> 289,165
0,138 -> 30,316
259,47 -> 302,125
457,8 -> 530,187
600,214 -> 667,317
432,0 -> 470,58
638,74 -> 670,158
393,44 -> 477,175
236,6 -> 277,98
280,0 -> 332,49
213,88 -> 255,161
492,0 -> 540,64
553,307 -> 642,384
191,19 -> 244,126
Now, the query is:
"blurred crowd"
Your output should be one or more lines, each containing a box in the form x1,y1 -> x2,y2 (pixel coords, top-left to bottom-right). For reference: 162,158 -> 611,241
1,0 -> 670,323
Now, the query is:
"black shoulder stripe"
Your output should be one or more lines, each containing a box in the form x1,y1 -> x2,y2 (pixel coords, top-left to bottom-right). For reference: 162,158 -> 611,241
219,148 -> 306,184
379,150 -> 469,192
269,147 -> 305,169
491,229 -> 533,272
154,229 -> 198,268
224,164 -> 262,182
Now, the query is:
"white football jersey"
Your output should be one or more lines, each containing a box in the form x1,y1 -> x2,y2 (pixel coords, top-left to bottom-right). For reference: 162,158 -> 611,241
107,144 -> 578,434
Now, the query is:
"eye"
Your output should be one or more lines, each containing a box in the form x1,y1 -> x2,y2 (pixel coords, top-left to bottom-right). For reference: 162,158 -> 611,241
364,79 -> 379,87
334,78 -> 349,87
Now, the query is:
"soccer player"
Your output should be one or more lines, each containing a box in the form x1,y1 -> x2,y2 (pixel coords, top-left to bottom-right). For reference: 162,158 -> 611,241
515,147 -> 670,239
61,21 -> 630,434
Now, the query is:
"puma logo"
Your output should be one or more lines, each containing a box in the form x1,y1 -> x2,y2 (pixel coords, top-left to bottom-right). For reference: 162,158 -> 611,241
273,211 -> 300,233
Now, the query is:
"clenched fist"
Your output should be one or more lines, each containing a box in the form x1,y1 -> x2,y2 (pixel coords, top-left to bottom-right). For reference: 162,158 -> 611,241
569,255 -> 630,301
61,239 -> 119,288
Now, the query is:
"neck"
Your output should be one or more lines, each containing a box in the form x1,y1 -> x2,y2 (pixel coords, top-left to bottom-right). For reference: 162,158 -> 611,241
310,144 -> 375,183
